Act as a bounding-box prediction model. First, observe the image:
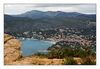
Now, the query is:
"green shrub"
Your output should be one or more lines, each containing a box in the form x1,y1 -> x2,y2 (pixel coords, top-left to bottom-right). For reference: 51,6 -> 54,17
63,57 -> 77,65
47,49 -> 63,59
34,52 -> 47,58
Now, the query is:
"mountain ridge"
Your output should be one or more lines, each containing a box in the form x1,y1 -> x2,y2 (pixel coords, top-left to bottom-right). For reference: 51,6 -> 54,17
6,10 -> 96,19
4,10 -> 96,33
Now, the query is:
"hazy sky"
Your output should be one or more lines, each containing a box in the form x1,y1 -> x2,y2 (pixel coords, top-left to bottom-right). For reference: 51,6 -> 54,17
4,4 -> 96,15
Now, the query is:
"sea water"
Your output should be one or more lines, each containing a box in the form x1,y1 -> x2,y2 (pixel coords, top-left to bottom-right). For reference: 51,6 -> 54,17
21,39 -> 54,56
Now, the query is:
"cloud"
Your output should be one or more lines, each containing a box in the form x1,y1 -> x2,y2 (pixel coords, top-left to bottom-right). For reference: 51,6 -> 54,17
4,4 -> 96,15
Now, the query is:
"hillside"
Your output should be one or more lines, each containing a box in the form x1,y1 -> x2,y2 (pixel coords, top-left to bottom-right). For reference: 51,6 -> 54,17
4,10 -> 96,33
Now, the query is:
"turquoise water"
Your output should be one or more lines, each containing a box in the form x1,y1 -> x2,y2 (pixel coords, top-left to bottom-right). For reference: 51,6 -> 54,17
21,39 -> 54,56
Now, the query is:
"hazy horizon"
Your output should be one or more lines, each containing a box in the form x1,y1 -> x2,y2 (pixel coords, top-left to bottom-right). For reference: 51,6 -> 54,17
4,4 -> 96,15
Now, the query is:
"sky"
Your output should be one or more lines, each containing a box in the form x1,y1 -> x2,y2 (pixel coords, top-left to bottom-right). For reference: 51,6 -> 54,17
4,4 -> 96,15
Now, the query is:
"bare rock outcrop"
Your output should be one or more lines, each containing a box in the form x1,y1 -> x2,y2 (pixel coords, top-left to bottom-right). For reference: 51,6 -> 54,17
4,34 -> 22,65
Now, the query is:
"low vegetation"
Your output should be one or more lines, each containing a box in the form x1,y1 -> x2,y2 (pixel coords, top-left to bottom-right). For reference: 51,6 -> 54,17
81,56 -> 96,65
32,42 -> 96,65
63,57 -> 77,65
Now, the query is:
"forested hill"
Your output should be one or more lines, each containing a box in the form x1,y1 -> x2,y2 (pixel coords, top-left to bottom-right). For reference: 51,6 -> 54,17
4,10 -> 96,33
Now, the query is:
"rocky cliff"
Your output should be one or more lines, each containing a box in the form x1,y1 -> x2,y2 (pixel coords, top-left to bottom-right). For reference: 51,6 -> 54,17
4,34 -> 22,64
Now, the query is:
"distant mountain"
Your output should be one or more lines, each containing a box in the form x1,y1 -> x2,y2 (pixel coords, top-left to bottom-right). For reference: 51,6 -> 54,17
13,10 -> 83,19
76,14 -> 96,22
4,10 -> 96,33
13,10 -> 47,19
12,10 -> 96,21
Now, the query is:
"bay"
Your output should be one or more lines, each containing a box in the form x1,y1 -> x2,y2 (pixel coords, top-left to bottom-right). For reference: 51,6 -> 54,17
21,39 -> 54,56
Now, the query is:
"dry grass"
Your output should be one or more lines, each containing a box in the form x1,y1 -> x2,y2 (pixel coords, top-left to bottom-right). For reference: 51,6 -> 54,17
12,56 -> 63,65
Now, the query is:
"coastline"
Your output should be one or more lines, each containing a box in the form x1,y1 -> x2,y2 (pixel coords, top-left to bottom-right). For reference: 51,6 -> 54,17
17,37 -> 57,44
